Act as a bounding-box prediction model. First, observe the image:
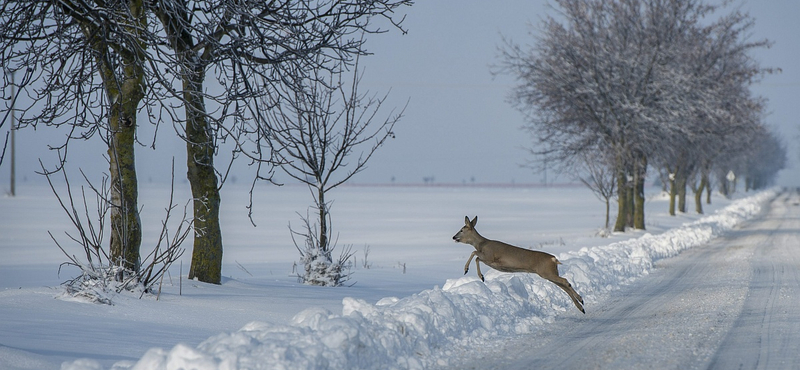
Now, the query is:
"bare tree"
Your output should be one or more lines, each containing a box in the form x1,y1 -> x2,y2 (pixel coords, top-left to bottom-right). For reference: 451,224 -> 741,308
575,149 -> 616,231
2,1 -> 411,286
146,0 -> 411,284
45,158 -> 190,304
1,0 -> 155,272
266,58 -> 404,286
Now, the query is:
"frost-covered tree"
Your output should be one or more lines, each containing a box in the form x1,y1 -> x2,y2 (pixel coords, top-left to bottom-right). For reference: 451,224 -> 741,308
499,0 -> 699,231
653,5 -> 773,215
739,128 -> 785,191
497,0 -> 774,230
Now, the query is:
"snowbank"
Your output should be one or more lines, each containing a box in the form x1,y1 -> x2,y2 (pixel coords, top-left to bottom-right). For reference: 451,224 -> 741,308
69,189 -> 776,370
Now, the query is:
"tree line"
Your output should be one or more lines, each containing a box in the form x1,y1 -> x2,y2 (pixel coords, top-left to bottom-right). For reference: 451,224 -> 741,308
496,0 -> 786,231
1,0 -> 411,287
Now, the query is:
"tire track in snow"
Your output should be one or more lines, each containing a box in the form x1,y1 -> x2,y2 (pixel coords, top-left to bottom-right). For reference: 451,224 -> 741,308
707,190 -> 800,370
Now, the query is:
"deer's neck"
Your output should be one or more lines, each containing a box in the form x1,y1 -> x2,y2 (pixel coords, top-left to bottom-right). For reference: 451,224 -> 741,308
471,232 -> 489,251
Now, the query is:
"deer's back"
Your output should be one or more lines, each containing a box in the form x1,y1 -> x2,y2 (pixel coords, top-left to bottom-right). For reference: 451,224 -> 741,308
479,240 -> 558,274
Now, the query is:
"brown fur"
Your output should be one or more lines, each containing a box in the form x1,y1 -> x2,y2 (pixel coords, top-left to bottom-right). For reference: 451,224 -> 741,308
453,216 -> 585,314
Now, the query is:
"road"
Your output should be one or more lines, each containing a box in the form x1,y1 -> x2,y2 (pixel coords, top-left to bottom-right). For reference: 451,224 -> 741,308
447,189 -> 800,370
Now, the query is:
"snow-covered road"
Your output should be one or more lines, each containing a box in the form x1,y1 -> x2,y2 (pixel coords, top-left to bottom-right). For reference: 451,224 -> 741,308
449,189 -> 800,370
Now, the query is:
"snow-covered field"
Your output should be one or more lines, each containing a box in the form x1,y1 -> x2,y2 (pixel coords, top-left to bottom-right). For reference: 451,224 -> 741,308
0,182 -> 776,369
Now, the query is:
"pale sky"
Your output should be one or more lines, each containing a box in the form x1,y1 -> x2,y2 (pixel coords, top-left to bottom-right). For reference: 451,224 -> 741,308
1,0 -> 798,189
358,0 -> 800,186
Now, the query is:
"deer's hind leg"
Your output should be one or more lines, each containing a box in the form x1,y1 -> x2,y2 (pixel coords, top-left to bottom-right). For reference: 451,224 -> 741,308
463,252 -> 485,281
475,258 -> 484,281
547,276 -> 585,314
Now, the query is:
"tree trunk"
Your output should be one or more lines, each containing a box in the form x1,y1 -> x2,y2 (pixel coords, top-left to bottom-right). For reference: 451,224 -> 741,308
154,4 -> 225,285
694,175 -> 706,214
718,172 -> 729,197
677,171 -> 687,213
633,177 -> 645,229
669,167 -> 677,216
185,67 -> 223,285
614,163 -> 629,232
626,183 -> 635,227
97,0 -> 146,273
318,184 -> 328,253
701,169 -> 712,205
108,104 -> 142,272
633,153 -> 646,230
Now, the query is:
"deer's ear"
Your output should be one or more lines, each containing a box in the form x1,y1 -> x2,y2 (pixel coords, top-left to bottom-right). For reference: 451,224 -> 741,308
464,216 -> 470,226
470,216 -> 478,228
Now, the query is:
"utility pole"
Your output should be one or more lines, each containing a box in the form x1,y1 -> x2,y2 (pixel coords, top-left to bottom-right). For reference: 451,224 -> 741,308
542,156 -> 548,187
8,70 -> 15,197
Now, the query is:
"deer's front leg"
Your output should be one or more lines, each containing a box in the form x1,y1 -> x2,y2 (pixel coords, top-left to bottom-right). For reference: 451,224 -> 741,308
464,251 -> 477,275
475,258 -> 484,282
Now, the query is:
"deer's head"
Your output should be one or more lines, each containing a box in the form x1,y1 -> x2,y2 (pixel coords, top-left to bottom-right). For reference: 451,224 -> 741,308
453,216 -> 478,244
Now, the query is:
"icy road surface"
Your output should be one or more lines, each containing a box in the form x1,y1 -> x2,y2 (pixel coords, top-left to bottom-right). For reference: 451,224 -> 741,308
449,189 -> 800,370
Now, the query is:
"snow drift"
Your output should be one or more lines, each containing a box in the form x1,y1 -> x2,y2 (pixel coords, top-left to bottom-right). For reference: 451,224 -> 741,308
67,189 -> 776,370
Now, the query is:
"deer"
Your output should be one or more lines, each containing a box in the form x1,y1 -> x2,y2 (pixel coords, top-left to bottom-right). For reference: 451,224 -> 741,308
452,216 -> 585,314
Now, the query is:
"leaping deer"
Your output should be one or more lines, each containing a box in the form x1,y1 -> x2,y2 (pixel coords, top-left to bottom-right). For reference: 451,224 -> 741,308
453,216 -> 585,314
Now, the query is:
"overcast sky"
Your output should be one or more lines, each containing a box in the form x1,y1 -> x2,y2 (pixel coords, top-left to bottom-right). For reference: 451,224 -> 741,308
1,0 -> 798,189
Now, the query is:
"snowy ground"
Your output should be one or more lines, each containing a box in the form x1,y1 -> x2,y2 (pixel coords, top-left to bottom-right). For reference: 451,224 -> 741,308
444,189 -> 800,370
0,182 -> 778,369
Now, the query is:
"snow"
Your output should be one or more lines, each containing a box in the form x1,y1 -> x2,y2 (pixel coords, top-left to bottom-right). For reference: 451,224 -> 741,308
0,183 -> 776,370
